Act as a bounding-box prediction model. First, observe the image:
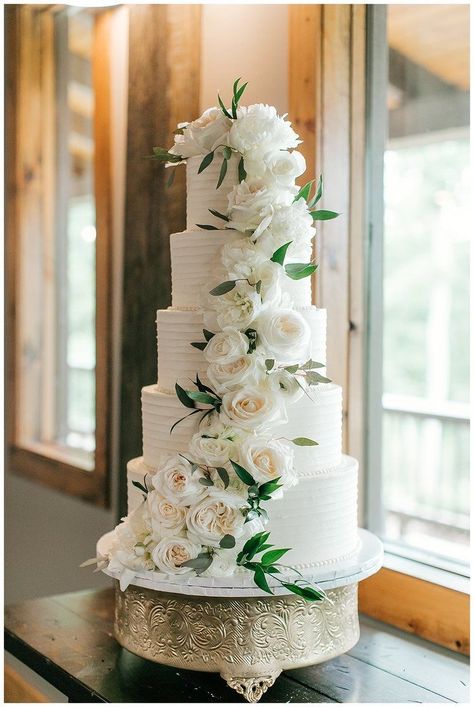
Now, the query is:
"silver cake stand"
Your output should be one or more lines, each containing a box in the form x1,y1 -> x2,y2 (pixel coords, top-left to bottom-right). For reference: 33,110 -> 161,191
98,529 -> 383,702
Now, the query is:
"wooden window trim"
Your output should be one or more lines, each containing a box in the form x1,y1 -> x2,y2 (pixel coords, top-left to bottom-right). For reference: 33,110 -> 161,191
5,5 -> 115,507
288,3 -> 469,655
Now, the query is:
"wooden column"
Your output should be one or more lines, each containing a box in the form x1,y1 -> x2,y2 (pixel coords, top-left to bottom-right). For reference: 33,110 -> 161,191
119,5 -> 201,516
288,5 -> 367,504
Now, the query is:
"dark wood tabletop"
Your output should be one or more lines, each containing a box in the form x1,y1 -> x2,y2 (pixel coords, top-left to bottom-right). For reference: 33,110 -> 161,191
4,586 -> 469,703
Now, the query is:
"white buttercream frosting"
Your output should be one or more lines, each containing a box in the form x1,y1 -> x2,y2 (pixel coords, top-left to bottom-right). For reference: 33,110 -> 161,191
186,154 -> 240,231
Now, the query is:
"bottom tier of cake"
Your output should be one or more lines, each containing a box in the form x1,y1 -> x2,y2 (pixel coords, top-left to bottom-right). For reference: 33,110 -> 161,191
127,454 -> 359,570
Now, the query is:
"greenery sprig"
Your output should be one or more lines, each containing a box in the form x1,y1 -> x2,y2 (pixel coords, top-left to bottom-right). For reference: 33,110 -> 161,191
294,175 -> 339,221
265,357 -> 331,393
171,377 -> 222,433
270,240 -> 318,281
236,531 -> 325,601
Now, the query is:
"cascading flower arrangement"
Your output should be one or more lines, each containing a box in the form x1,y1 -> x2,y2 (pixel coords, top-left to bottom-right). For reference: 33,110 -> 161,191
104,80 -> 339,600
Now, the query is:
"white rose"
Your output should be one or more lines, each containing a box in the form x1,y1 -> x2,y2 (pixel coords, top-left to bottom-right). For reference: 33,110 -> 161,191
199,412 -> 239,440
226,180 -> 275,235
220,384 -> 287,431
111,506 -> 155,572
152,455 -> 208,506
152,536 -> 202,575
268,368 -> 305,403
203,327 -> 249,364
265,150 -> 306,186
201,516 -> 266,577
147,490 -> 187,538
210,282 -> 263,331
207,354 -> 265,394
221,238 -> 266,280
186,488 -> 246,547
189,432 -> 236,467
169,107 -> 231,158
229,104 -> 300,157
256,308 -> 311,364
239,436 -> 296,493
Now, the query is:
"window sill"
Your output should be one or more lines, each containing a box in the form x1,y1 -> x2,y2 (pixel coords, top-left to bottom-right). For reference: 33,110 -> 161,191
383,547 -> 470,594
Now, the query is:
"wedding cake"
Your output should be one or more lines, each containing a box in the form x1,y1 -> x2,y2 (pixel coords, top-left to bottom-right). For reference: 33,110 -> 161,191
101,80 -> 359,598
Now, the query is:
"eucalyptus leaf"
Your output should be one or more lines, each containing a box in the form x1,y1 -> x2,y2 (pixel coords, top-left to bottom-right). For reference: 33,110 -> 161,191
301,359 -> 325,370
198,151 -> 214,173
310,209 -> 339,221
265,359 -> 275,371
209,280 -> 236,296
284,364 -> 299,374
291,437 -> 319,446
219,534 -> 236,549
270,241 -> 293,266
306,371 -> 332,385
175,382 -> 195,409
181,555 -> 213,575
216,156 -> 228,188
285,262 -> 318,280
199,477 -> 214,487
230,460 -> 255,486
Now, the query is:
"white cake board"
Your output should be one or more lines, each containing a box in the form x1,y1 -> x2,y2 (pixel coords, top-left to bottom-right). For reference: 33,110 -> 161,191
97,527 -> 383,597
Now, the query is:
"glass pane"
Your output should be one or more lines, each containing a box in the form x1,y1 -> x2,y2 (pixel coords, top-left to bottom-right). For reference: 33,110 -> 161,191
380,5 -> 470,568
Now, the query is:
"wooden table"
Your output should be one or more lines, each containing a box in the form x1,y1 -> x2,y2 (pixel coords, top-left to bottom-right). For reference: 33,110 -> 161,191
4,587 -> 469,703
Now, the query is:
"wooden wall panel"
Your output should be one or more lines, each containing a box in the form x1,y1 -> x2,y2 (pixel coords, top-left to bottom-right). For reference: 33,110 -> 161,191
118,5 -> 201,516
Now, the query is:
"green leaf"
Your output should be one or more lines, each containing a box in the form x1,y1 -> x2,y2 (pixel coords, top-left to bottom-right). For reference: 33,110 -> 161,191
238,156 -> 246,183
282,583 -> 323,602
175,382 -> 195,409
216,156 -> 228,189
181,554 -> 213,575
173,127 -> 185,135
196,224 -> 220,230
209,280 -> 236,296
254,566 -> 273,594
151,147 -> 183,163
307,174 -> 323,208
265,359 -> 275,371
245,509 -> 259,523
203,329 -> 215,341
215,467 -> 230,488
218,93 -> 233,119
291,437 -> 319,446
258,478 -> 282,496
232,77 -> 241,98
166,168 -> 176,188
234,81 -> 248,105
198,151 -> 214,173
132,479 -> 148,495
284,364 -> 299,374
238,531 -> 271,562
261,548 -> 290,565
191,341 -> 207,351
301,359 -> 325,370
170,408 -> 201,434
306,371 -> 331,385
199,477 -> 214,486
310,209 -> 339,221
208,209 -> 229,222
186,391 -> 218,405
245,328 -> 258,353
294,179 -> 314,202
255,280 -> 262,294
271,241 -> 293,266
223,145 -> 232,160
230,460 -> 255,486
219,534 -> 236,549
285,262 -> 318,280
231,97 -> 237,119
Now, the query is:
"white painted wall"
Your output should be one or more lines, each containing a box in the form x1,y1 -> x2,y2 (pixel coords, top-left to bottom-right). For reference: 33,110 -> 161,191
200,4 -> 288,114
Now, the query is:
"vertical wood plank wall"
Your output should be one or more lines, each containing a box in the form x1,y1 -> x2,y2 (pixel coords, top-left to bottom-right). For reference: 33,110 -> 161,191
119,5 -> 201,516
288,5 -> 367,517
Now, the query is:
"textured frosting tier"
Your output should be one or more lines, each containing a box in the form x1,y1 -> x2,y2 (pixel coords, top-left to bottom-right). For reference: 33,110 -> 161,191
156,306 -> 327,392
126,454 -> 359,569
186,154 -> 239,231
141,382 -> 342,473
170,229 -> 312,309
267,455 -> 359,566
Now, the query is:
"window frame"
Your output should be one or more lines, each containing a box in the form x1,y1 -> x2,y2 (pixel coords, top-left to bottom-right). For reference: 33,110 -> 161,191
288,3 -> 469,654
5,5 -> 115,507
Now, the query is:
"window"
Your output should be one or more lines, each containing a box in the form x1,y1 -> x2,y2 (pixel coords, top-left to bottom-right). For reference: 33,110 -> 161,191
366,5 -> 470,575
6,5 -> 117,504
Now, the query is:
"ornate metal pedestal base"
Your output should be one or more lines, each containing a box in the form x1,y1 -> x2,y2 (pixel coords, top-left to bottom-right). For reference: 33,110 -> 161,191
114,582 -> 360,702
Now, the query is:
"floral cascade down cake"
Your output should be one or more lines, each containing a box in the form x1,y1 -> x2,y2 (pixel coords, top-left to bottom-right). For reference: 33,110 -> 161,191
92,80 -> 376,702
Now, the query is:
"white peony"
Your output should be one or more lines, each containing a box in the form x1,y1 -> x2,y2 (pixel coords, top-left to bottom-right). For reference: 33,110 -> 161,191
268,368 -> 305,403
207,354 -> 265,394
257,199 -> 316,259
147,490 -> 187,538
152,455 -> 208,507
239,436 -> 296,493
203,327 -> 249,365
229,104 -> 300,157
152,535 -> 202,575
220,384 -> 287,431
244,150 -> 306,188
209,282 -> 263,331
186,488 -> 246,547
256,308 -> 311,364
169,107 -> 232,158
189,432 -> 236,467
221,238 -> 266,280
